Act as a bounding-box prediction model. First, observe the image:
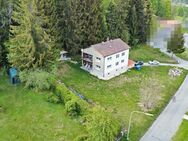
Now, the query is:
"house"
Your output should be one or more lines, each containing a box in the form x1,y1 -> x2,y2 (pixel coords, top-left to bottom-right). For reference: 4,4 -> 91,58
81,38 -> 130,80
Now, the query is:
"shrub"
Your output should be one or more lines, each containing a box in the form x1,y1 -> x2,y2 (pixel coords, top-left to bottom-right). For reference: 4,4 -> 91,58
85,106 -> 120,141
54,82 -> 89,116
65,98 -> 81,117
55,83 -> 72,103
46,92 -> 62,104
19,69 -> 54,91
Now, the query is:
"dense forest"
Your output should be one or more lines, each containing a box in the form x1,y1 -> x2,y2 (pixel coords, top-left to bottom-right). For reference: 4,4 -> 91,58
0,0 -> 172,71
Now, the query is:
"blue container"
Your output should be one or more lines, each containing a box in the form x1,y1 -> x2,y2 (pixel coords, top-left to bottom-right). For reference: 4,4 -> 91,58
9,68 -> 19,84
135,64 -> 142,70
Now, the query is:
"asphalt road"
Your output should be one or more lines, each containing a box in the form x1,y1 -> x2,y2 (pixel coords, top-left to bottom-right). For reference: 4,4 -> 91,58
140,75 -> 188,141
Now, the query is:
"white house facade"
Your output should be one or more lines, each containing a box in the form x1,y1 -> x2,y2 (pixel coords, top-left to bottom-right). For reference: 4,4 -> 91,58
81,38 -> 130,80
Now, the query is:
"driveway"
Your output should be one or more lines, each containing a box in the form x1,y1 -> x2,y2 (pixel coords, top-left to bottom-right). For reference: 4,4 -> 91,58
140,75 -> 188,141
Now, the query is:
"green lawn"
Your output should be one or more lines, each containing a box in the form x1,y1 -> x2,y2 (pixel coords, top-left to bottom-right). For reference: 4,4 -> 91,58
176,49 -> 188,61
59,63 -> 187,141
173,119 -> 188,141
129,45 -> 177,63
0,75 -> 85,141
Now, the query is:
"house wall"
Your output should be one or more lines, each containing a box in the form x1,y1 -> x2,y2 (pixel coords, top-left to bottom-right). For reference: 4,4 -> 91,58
82,48 -> 104,77
89,49 -> 104,77
103,50 -> 129,79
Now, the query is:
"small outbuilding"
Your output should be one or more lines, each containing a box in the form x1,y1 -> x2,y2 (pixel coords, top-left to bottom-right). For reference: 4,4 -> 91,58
9,68 -> 19,84
60,51 -> 71,61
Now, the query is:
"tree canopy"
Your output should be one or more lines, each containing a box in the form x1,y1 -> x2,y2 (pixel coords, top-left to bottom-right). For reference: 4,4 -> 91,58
1,0 -> 173,69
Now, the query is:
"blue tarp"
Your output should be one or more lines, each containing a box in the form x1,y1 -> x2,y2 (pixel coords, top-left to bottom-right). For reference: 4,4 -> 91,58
135,64 -> 142,70
9,68 -> 19,84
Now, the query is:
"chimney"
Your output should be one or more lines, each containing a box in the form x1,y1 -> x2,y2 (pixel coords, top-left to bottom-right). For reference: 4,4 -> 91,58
107,37 -> 109,42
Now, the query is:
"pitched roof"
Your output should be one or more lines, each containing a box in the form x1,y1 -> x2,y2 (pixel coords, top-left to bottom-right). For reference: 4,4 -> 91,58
91,38 -> 130,57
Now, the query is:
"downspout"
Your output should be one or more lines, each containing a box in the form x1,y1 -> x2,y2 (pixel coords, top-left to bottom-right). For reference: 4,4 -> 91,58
103,57 -> 106,78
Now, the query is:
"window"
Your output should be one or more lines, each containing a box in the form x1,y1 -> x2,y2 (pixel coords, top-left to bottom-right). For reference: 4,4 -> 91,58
122,52 -> 125,56
96,65 -> 101,70
96,65 -> 101,68
107,65 -> 112,68
116,62 -> 119,66
116,54 -> 119,58
107,57 -> 112,60
96,57 -> 101,60
121,60 -> 124,63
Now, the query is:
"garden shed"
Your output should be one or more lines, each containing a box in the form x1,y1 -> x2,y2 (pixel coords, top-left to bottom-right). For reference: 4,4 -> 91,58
9,68 -> 19,84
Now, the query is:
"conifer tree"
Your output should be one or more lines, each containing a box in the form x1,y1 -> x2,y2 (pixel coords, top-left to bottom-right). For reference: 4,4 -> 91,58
56,0 -> 106,55
164,0 -> 172,19
144,0 -> 152,40
127,0 -> 152,45
127,5 -> 139,45
106,0 -> 129,42
0,0 -> 11,66
8,0 -> 52,70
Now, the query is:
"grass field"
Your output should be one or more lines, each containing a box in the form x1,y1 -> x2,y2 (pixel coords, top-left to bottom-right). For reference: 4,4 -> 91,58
173,118 -> 188,141
0,75 -> 85,141
176,49 -> 188,61
59,63 -> 187,141
129,45 -> 177,64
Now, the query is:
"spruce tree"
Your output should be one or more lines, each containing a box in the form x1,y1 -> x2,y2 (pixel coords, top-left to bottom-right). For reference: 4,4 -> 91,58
0,0 -> 11,66
127,0 -> 152,45
144,0 -> 152,40
106,1 -> 118,39
164,0 -> 172,19
106,0 -> 129,42
127,5 -> 139,45
136,0 -> 147,43
8,0 -> 52,70
56,0 -> 106,55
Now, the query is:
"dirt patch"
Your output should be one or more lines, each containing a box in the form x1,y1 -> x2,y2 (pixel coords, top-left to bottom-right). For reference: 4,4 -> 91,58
57,63 -> 71,77
139,78 -> 162,112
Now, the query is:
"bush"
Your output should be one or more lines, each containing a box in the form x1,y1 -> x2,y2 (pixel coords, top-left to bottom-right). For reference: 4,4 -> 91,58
19,69 -> 54,91
46,92 -> 62,104
54,82 -> 89,117
55,83 -> 72,103
65,98 -> 81,117
85,106 -> 120,141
